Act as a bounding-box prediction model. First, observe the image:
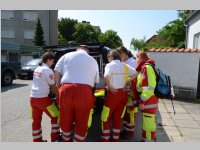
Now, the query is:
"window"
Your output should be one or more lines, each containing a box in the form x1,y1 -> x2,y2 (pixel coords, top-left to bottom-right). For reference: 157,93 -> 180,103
194,32 -> 200,49
1,29 -> 15,38
24,30 -> 35,39
1,10 -> 15,20
23,11 -> 38,22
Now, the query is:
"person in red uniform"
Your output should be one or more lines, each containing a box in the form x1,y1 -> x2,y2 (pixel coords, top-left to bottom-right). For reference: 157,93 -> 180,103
117,46 -> 138,139
135,51 -> 159,142
30,52 -> 60,142
54,45 -> 99,142
101,49 -> 138,142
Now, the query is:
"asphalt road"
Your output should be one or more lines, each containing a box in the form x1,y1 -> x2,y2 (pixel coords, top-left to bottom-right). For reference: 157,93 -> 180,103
1,79 -> 143,142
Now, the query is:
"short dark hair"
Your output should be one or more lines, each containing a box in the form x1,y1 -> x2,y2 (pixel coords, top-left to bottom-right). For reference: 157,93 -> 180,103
42,51 -> 55,63
110,49 -> 121,60
117,46 -> 129,55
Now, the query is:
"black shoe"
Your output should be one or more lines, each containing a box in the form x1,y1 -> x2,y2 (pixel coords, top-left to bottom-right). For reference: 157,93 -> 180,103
52,136 -> 62,142
120,131 -> 133,140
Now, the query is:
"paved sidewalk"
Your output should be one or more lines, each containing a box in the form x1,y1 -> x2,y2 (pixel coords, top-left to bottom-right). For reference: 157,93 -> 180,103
156,99 -> 200,142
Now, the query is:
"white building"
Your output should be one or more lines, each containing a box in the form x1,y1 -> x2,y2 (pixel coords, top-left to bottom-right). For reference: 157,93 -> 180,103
185,10 -> 200,49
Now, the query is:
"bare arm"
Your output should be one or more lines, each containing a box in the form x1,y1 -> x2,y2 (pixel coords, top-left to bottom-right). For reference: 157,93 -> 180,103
50,84 -> 59,97
54,70 -> 61,88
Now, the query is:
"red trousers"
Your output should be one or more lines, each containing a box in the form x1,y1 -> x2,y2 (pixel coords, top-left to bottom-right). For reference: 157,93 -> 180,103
101,89 -> 128,142
59,83 -> 95,142
30,97 -> 60,142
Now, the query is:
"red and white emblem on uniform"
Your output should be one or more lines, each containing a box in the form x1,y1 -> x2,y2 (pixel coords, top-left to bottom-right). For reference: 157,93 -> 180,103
49,74 -> 54,80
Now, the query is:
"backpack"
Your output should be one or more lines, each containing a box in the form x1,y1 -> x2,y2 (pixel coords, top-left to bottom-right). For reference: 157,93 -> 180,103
145,63 -> 173,99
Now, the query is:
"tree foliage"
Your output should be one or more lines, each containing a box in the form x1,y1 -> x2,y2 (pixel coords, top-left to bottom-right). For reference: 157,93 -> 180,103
58,32 -> 68,44
130,10 -> 193,50
130,37 -> 147,51
73,22 -> 101,43
58,18 -> 78,41
99,30 -> 123,49
33,18 -> 45,46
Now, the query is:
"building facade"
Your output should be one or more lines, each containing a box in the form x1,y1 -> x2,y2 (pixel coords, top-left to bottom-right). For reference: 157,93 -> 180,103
185,10 -> 200,49
1,10 -> 58,64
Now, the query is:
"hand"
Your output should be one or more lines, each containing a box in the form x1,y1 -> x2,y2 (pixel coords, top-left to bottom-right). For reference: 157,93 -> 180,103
139,104 -> 144,110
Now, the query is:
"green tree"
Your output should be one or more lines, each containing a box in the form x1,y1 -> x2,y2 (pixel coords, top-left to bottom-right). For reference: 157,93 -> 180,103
58,18 -> 78,41
33,18 -> 45,46
58,32 -> 68,44
177,10 -> 193,21
99,30 -> 123,48
73,22 -> 100,43
157,19 -> 186,48
130,37 -> 147,51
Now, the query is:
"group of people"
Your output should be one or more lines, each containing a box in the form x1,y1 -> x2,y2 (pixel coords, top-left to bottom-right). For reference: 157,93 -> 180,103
29,45 -> 159,142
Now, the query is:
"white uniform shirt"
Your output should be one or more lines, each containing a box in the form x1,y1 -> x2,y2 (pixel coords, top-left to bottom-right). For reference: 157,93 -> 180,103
54,49 -> 99,87
30,63 -> 55,98
125,57 -> 136,69
104,60 -> 137,89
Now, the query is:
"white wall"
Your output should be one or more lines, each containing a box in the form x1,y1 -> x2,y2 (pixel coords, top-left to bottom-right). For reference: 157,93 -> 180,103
187,14 -> 200,48
148,52 -> 200,89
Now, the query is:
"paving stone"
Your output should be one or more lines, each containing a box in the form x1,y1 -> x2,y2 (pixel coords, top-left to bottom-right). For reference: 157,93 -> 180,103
184,137 -> 200,142
162,126 -> 182,137
169,113 -> 194,120
174,119 -> 199,128
158,118 -> 176,127
179,127 -> 200,139
170,136 -> 186,142
190,114 -> 200,121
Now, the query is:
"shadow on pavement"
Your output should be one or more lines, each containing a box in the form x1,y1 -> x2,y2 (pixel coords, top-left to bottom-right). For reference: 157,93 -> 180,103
1,82 -> 28,92
86,99 -> 171,142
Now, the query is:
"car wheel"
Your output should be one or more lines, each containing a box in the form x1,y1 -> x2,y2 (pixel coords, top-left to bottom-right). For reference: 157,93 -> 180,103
2,71 -> 14,86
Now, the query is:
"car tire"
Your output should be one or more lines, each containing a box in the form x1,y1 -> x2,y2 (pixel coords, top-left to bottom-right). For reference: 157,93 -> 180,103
2,71 -> 14,86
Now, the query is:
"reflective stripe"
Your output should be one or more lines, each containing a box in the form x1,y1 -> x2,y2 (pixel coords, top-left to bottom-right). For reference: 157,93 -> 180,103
74,134 -> 85,141
144,104 -> 157,109
140,95 -> 148,101
124,122 -> 135,127
112,129 -> 120,133
124,127 -> 135,132
101,136 -> 110,140
52,124 -> 59,128
62,131 -> 71,136
33,134 -> 42,139
127,103 -> 134,107
142,86 -> 155,91
102,130 -> 110,134
51,129 -> 59,133
113,135 -> 119,139
62,135 -> 71,141
32,129 -> 41,134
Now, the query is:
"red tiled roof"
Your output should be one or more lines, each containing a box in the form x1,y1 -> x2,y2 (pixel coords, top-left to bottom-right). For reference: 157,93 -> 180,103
149,48 -> 200,53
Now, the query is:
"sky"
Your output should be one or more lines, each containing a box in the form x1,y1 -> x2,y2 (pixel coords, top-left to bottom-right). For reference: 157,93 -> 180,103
58,10 -> 178,49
